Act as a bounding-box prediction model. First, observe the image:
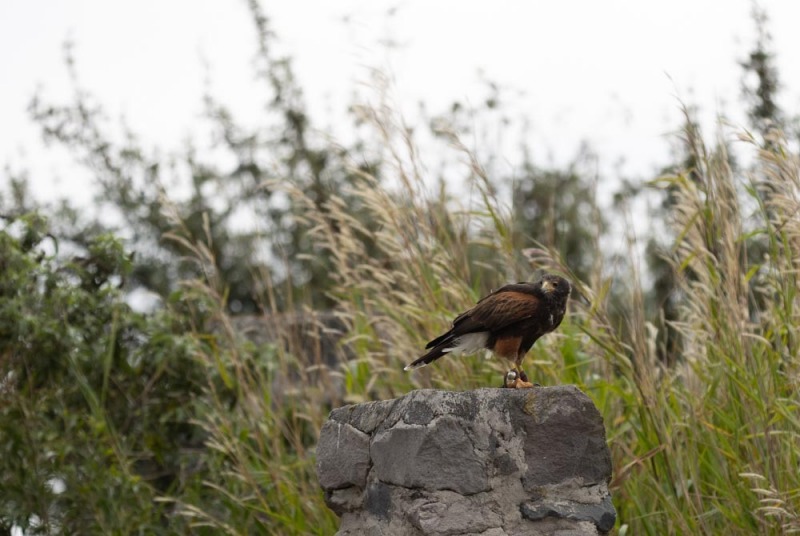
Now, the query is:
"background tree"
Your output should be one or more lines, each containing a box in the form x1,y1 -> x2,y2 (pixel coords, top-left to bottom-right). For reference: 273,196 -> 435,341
27,1 -> 384,314
740,4 -> 782,138
510,144 -> 604,285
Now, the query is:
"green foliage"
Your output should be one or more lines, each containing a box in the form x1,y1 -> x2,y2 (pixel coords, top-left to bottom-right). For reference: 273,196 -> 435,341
0,211 -> 338,534
3,4 -> 800,536
5,110 -> 800,535
1,219 -> 194,533
610,128 -> 800,534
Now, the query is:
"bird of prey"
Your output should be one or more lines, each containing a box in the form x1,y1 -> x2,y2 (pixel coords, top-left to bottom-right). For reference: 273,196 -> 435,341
404,273 -> 571,388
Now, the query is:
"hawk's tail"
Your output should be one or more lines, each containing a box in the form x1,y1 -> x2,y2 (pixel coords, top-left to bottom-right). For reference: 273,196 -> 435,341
403,343 -> 450,371
404,330 -> 490,372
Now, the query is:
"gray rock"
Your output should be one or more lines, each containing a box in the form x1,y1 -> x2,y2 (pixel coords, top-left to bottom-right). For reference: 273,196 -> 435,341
509,386 -> 613,489
477,530 -> 508,536
317,421 -> 371,490
521,495 -> 617,533
316,386 -> 616,535
324,486 -> 363,516
365,480 -> 393,520
409,491 -> 502,535
371,417 -> 489,495
331,398 -> 400,435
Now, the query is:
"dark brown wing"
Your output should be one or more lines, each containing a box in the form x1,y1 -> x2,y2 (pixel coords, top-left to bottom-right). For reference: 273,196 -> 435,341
451,283 -> 537,324
454,288 -> 543,334
424,284 -> 540,349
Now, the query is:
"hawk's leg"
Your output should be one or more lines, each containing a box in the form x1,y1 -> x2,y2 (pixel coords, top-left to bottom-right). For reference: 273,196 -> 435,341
508,360 -> 535,389
511,352 -> 535,388
502,369 -> 518,388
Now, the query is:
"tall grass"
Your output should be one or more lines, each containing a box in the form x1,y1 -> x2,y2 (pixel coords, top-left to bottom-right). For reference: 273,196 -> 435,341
163,104 -> 800,534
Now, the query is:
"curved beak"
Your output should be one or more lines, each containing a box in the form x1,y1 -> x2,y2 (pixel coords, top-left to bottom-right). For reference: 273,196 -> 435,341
541,279 -> 555,293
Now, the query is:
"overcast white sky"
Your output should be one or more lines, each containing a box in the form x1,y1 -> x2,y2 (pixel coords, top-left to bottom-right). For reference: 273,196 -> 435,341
2,0 -> 799,207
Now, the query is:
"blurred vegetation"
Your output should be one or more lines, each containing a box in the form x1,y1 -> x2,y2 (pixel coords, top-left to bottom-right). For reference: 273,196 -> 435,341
2,2 -> 800,535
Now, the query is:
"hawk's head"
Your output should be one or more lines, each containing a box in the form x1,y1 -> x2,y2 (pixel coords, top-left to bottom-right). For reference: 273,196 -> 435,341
540,273 -> 571,300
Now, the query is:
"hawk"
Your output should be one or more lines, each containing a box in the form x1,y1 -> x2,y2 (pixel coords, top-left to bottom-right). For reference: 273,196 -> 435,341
404,273 -> 571,388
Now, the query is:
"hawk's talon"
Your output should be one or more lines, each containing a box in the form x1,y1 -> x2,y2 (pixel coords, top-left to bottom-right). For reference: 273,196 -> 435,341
515,380 -> 536,388
503,369 -> 537,389
516,369 -> 540,388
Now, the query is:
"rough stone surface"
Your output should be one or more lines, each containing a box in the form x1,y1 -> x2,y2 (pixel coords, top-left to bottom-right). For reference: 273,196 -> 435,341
316,386 -> 616,535
317,421 -> 371,490
521,496 -> 617,533
371,417 -> 489,495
